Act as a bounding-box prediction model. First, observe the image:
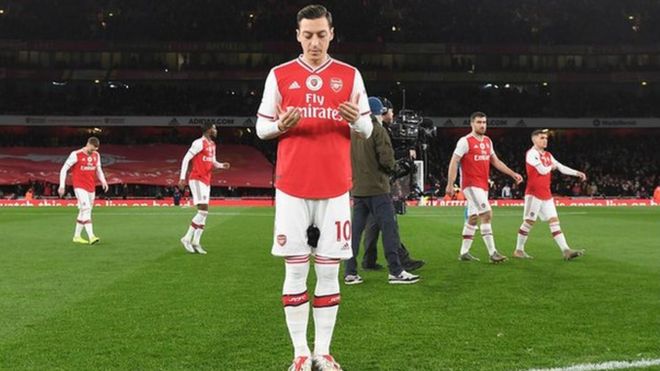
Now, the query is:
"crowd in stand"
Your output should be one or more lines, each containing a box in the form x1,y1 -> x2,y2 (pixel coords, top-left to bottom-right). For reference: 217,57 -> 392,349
2,2 -> 660,119
1,181 -> 267,203
1,127 -> 657,200
1,1 -> 659,200
388,84 -> 660,118
0,82 -> 261,116
2,82 -> 659,118
1,0 -> 659,44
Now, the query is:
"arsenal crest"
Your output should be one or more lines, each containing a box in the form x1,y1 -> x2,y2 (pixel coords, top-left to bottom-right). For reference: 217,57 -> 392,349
330,77 -> 343,93
277,234 -> 287,246
306,75 -> 323,91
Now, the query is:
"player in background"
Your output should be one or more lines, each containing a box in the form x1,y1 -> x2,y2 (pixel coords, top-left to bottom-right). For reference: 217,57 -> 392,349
256,5 -> 372,371
445,112 -> 523,263
58,136 -> 108,245
178,123 -> 230,255
513,129 -> 586,260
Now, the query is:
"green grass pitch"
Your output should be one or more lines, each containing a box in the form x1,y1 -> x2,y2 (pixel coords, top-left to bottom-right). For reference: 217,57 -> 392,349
0,206 -> 658,370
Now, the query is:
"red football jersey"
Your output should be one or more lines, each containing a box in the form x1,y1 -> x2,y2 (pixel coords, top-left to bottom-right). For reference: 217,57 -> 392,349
525,148 -> 554,200
257,56 -> 370,199
454,134 -> 495,191
65,149 -> 101,192
187,137 -> 216,186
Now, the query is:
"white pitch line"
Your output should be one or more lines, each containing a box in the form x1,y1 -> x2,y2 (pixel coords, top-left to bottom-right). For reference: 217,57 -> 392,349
526,358 -> 660,371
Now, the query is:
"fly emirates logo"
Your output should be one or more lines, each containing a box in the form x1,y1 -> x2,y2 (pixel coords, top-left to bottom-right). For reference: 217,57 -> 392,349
289,93 -> 343,121
473,142 -> 491,162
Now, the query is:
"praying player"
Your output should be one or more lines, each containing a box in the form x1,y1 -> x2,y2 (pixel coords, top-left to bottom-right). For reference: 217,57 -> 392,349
255,5 -> 373,371
513,129 -> 586,260
58,136 -> 108,245
178,123 -> 230,255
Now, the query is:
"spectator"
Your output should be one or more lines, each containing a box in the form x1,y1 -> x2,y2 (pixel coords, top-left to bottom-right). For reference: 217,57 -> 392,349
501,184 -> 512,198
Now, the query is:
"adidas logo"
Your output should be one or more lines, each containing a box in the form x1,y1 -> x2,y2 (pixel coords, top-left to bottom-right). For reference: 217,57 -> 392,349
289,81 -> 301,90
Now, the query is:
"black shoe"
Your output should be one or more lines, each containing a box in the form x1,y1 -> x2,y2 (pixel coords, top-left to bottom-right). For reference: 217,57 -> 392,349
361,263 -> 383,271
403,259 -> 425,271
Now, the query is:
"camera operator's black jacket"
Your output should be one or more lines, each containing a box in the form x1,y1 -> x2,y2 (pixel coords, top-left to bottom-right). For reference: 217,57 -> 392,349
350,116 -> 396,197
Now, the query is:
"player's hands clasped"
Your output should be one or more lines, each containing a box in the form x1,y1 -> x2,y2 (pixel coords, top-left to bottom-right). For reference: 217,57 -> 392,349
277,105 -> 302,132
338,93 -> 361,124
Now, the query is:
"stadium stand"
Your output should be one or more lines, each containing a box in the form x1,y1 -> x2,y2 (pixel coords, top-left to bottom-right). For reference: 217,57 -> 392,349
0,1 -> 658,202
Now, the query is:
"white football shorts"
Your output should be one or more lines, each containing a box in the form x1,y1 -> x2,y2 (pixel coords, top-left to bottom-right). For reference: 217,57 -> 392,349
271,189 -> 352,260
463,186 -> 492,216
74,188 -> 95,210
189,180 -> 211,205
523,195 -> 558,222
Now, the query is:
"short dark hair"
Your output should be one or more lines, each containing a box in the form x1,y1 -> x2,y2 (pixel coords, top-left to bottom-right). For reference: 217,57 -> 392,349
297,4 -> 333,27
201,122 -> 215,132
470,111 -> 487,122
531,129 -> 549,137
87,136 -> 100,147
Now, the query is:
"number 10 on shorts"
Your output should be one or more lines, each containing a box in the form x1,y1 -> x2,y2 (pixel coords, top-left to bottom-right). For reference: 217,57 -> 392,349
335,220 -> 351,242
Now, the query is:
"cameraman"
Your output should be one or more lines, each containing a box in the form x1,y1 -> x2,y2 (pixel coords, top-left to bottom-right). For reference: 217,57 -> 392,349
344,97 -> 420,285
361,97 -> 425,272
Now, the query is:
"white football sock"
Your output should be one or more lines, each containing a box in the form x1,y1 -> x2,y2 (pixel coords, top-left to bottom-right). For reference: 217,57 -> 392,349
516,222 -> 533,251
74,210 -> 84,238
183,226 -> 195,241
550,222 -> 569,252
283,256 -> 311,358
480,223 -> 497,255
460,223 -> 477,254
80,208 -> 94,238
312,256 -> 341,356
191,210 -> 208,245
